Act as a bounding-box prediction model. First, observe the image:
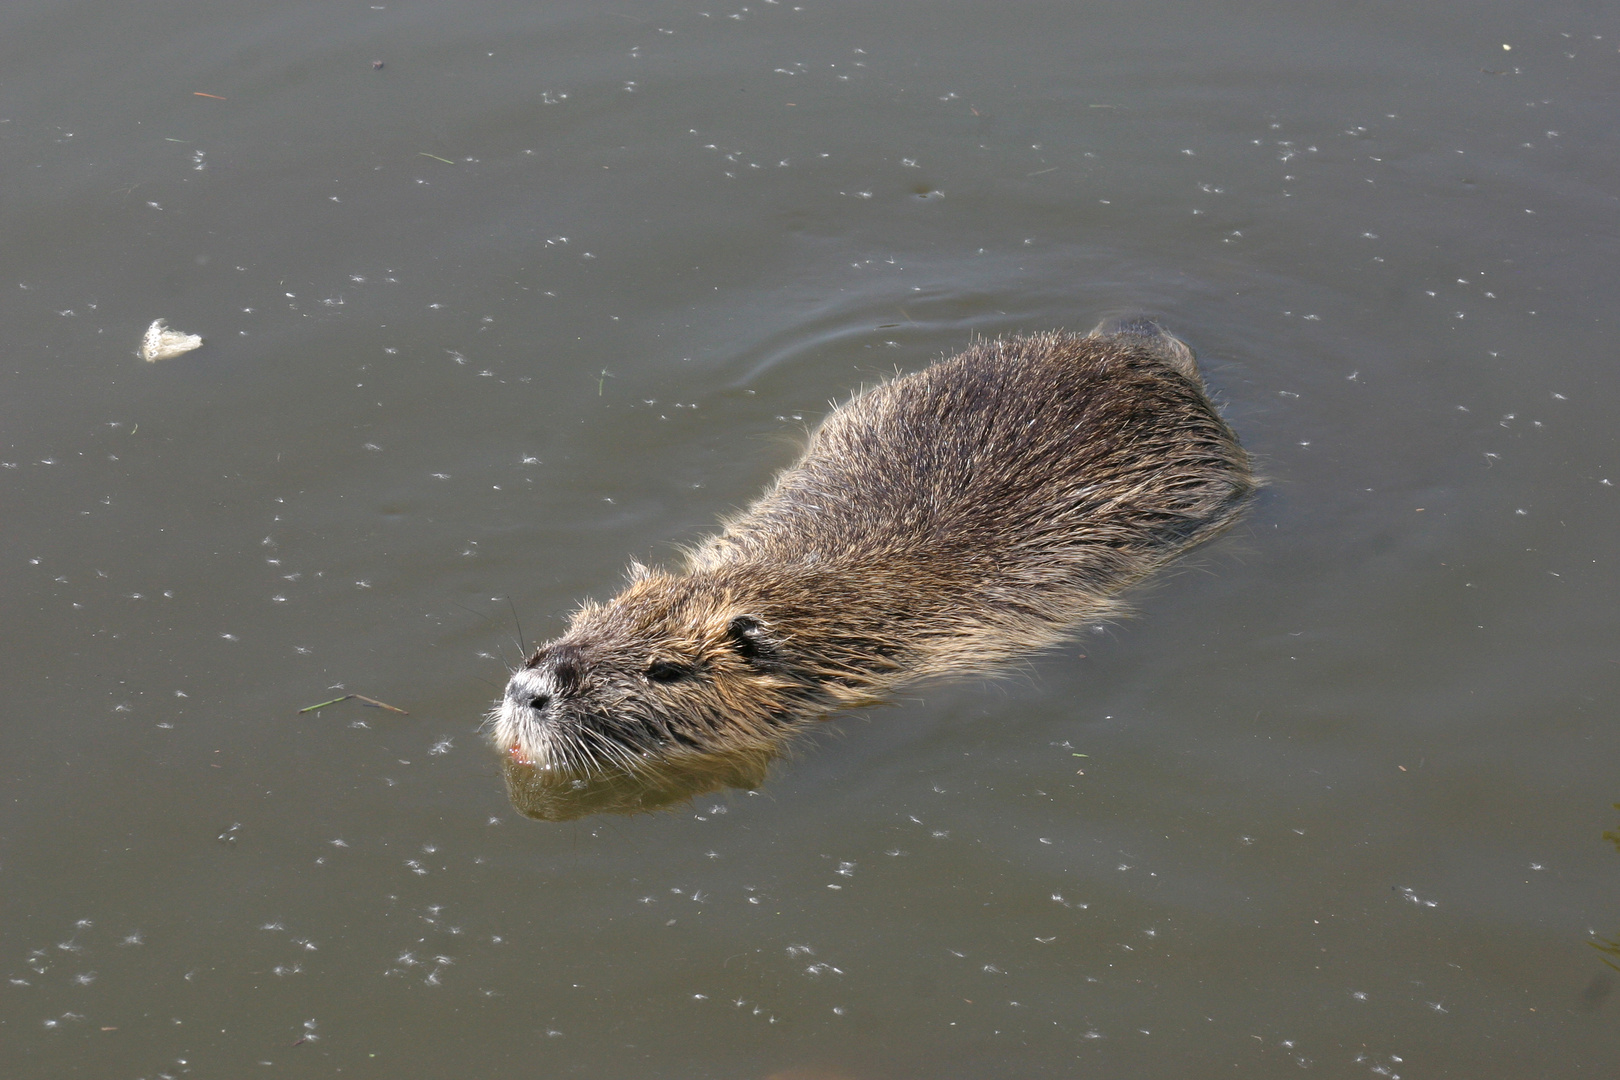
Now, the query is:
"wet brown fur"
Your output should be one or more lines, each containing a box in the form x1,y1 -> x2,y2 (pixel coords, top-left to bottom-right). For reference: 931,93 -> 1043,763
489,322 -> 1254,773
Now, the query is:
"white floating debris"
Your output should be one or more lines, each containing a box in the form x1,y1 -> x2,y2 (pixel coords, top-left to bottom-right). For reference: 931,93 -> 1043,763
139,319 -> 203,362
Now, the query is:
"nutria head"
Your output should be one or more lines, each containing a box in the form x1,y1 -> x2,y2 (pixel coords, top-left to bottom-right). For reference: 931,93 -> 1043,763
486,569 -> 819,775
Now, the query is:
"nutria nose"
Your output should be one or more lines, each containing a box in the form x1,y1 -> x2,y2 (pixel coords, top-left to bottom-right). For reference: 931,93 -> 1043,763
505,668 -> 556,712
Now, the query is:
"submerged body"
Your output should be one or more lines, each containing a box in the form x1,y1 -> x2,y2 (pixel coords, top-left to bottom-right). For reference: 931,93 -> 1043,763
489,320 -> 1254,776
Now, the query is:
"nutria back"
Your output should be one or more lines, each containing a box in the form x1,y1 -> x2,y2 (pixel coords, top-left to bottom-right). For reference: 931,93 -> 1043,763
489,321 -> 1253,787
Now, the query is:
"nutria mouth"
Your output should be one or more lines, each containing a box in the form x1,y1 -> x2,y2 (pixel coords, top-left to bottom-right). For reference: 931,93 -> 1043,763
488,319 -> 1254,818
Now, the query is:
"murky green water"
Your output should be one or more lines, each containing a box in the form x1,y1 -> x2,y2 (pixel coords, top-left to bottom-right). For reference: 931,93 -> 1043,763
3,1 -> 1617,1076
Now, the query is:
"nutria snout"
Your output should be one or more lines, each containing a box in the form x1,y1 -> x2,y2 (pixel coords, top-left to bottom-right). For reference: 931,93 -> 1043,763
488,319 -> 1254,785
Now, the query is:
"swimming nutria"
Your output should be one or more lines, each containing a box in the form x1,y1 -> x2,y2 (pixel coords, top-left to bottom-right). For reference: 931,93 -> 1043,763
489,318 -> 1254,779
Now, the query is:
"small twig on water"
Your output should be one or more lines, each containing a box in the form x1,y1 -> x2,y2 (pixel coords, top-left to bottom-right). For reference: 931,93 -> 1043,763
298,693 -> 409,715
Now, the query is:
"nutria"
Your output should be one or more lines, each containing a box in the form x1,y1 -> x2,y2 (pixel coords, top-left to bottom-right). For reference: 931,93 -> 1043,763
489,318 -> 1254,785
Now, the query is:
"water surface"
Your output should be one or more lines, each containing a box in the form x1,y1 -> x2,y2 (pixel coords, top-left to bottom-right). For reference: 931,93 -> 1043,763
3,1 -> 1617,1077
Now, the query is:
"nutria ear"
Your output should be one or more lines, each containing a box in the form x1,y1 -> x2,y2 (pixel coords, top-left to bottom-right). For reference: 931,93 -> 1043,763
726,614 -> 774,663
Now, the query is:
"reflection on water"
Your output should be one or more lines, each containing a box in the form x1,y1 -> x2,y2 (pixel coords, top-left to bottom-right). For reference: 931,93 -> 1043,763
501,744 -> 779,821
1592,802 -> 1620,976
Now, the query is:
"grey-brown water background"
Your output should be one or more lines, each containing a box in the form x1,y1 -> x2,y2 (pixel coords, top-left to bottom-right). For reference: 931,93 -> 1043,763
3,0 -> 1618,1076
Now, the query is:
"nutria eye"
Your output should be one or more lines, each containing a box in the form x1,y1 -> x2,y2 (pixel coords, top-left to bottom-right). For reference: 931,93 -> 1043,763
726,614 -> 772,662
645,660 -> 693,683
